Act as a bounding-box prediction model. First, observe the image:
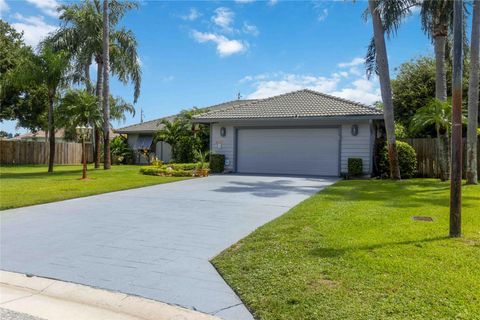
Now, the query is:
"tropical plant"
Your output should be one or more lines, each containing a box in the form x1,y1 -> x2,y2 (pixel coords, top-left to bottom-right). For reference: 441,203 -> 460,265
110,136 -> 133,164
109,95 -> 135,123
419,0 -> 454,103
365,0 -> 414,179
466,0 -> 479,185
155,119 -> 189,162
410,99 -> 452,181
57,89 -> 102,130
48,0 -> 141,168
57,89 -> 102,178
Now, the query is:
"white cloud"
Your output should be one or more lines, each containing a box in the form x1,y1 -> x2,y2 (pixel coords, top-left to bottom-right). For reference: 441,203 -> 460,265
268,0 -> 278,6
338,57 -> 364,68
244,73 -> 341,99
25,0 -> 61,18
330,79 -> 381,104
0,0 -> 10,16
162,75 -> 174,82
11,14 -> 57,47
181,8 -> 200,21
318,8 -> 328,22
191,30 -> 247,57
212,7 -> 235,32
241,60 -> 381,105
243,22 -> 259,36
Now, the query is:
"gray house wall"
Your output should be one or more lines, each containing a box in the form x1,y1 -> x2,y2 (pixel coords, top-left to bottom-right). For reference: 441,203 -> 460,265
210,120 -> 373,175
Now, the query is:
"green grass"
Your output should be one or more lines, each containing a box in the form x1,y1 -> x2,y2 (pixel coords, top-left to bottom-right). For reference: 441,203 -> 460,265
213,179 -> 480,320
0,165 -> 190,210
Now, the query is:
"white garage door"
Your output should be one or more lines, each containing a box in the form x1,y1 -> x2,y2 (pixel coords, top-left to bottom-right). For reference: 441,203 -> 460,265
236,128 -> 340,176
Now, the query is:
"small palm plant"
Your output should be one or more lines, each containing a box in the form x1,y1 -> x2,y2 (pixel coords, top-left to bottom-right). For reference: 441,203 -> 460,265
410,99 -> 452,181
155,119 -> 188,162
194,149 -> 210,177
58,89 -> 102,179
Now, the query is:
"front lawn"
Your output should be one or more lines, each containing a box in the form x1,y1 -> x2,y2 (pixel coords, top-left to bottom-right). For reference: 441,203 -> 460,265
0,165 -> 190,210
213,179 -> 480,320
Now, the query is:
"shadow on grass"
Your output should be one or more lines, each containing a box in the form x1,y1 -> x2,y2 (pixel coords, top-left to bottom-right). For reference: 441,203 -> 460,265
309,236 -> 450,258
0,169 -> 84,179
323,180 -> 477,209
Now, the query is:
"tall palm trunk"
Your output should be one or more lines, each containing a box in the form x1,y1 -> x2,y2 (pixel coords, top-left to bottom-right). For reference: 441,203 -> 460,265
450,0 -> 463,238
466,0 -> 479,185
94,57 -> 103,169
368,0 -> 401,180
47,93 -> 55,173
434,31 -> 450,181
102,0 -> 111,169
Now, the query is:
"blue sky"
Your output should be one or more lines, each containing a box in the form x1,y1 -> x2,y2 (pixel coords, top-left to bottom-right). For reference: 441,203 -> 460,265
1,0 -> 434,134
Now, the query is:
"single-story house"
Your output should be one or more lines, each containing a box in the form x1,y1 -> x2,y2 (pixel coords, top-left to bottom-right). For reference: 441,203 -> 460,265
115,99 -> 257,164
193,89 -> 383,176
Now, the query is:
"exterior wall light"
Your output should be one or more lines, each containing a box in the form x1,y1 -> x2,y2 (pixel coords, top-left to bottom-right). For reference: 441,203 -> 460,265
351,124 -> 359,136
220,127 -> 227,137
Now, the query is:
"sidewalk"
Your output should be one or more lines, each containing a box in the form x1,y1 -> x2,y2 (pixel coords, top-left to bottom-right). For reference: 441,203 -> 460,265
0,271 -> 220,320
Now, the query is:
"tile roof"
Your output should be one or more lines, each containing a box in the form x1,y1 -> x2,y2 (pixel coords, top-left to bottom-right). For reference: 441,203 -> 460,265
115,99 -> 257,134
193,89 -> 383,121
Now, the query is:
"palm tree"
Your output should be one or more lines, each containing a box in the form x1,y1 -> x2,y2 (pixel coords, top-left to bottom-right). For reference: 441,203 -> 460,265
102,0 -> 111,169
419,0 -> 453,102
466,0 -> 479,185
155,119 -> 188,162
13,45 -> 70,172
57,89 -> 102,178
109,95 -> 135,123
410,99 -> 452,179
450,0 -> 463,237
418,0 -> 457,181
48,0 -> 141,169
366,0 -> 409,180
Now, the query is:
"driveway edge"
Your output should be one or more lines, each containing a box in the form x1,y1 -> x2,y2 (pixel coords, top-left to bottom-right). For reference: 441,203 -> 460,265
0,270 -> 220,320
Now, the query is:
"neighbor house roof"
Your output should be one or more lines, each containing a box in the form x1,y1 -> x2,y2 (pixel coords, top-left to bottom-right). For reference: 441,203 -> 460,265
115,99 -> 257,134
193,89 -> 383,122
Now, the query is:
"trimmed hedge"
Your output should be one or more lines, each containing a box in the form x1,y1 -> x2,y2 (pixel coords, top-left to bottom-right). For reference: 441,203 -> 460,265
348,158 -> 363,177
378,141 -> 417,179
140,166 -> 194,177
210,154 -> 225,173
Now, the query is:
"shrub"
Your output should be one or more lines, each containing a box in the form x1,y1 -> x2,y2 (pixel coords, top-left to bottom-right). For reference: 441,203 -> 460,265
210,154 -> 225,173
348,158 -> 363,177
378,141 -> 417,179
110,136 -> 133,164
139,166 -> 194,177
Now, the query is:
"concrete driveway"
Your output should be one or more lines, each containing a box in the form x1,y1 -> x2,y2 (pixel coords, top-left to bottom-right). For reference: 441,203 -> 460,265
1,175 -> 337,319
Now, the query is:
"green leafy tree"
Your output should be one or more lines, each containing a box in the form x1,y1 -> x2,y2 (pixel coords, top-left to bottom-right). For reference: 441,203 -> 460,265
10,44 -> 71,172
0,21 -> 49,132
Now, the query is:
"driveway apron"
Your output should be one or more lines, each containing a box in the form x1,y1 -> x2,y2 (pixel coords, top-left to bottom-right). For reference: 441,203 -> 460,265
0,175 -> 337,319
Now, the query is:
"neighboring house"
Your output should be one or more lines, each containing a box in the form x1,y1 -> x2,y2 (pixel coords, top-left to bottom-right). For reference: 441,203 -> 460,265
193,89 -> 383,177
115,99 -> 257,164
11,128 -> 118,143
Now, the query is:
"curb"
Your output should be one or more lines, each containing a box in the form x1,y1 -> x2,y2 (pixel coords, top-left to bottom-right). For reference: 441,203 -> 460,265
0,270 -> 221,320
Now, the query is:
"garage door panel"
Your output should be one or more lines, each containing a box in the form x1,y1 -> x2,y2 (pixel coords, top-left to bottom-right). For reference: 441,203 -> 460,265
237,128 -> 339,176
